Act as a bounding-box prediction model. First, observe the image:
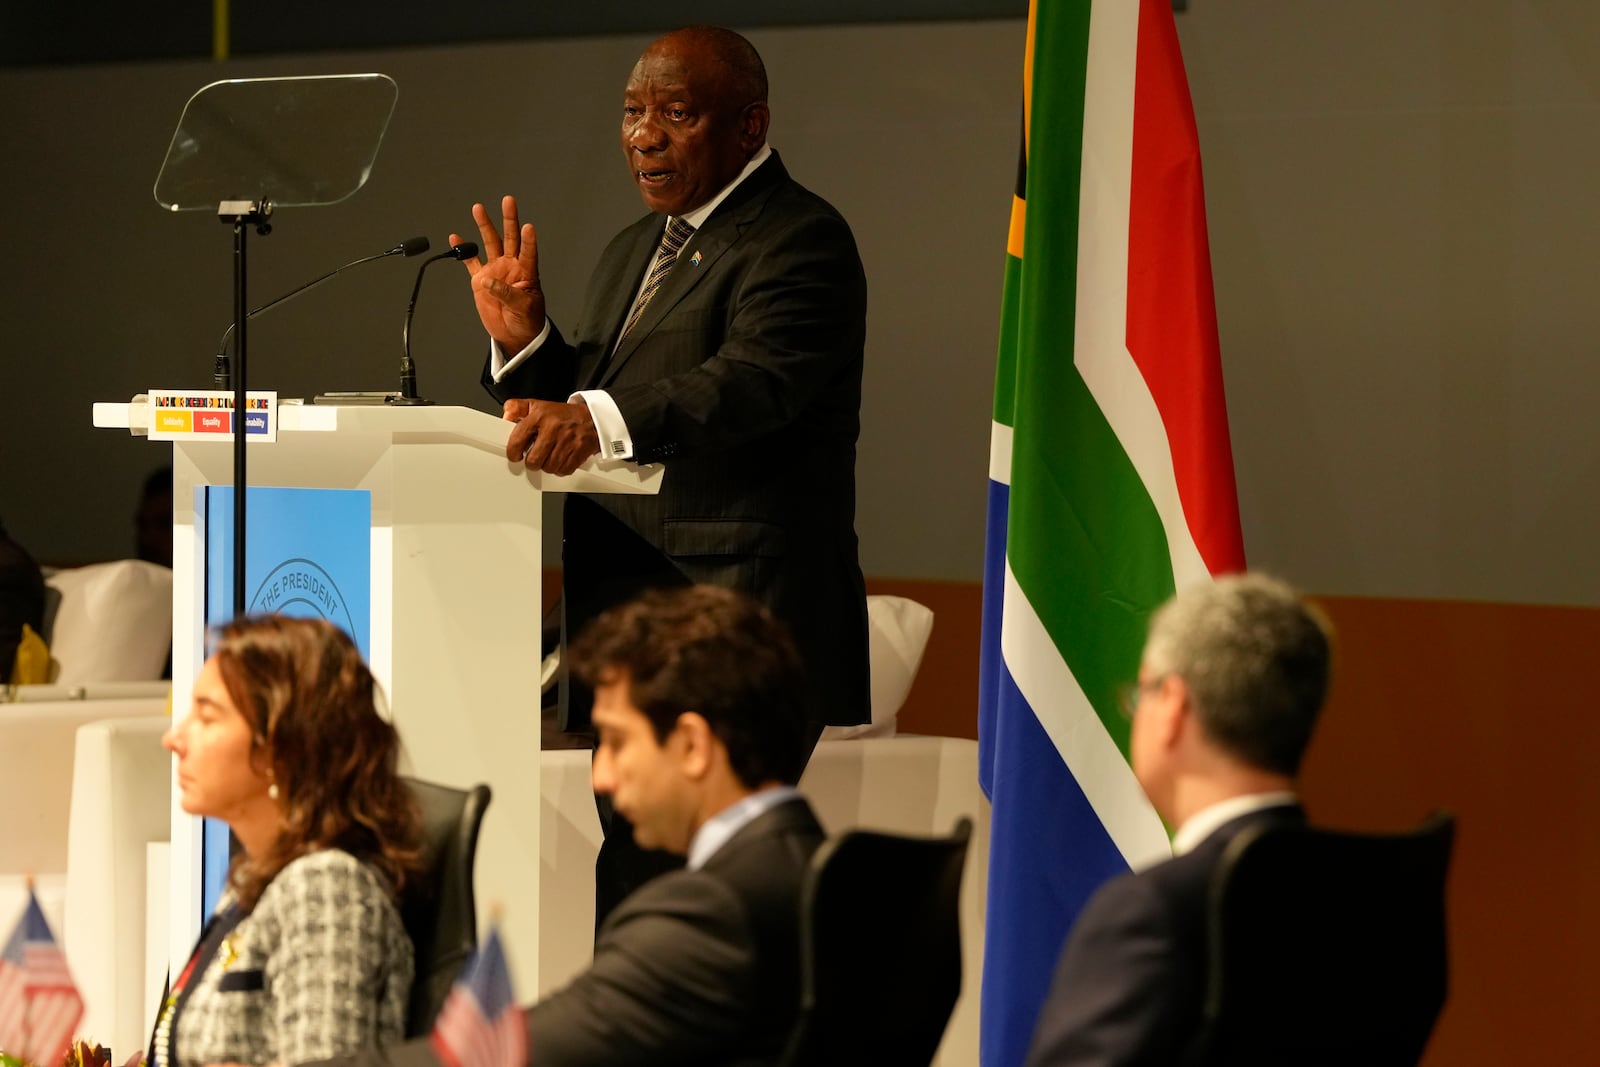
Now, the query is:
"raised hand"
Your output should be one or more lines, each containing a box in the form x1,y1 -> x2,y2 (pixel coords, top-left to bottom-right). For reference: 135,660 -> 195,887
450,194 -> 545,353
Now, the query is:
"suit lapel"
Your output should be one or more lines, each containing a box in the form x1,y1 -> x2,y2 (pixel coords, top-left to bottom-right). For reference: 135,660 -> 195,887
579,222 -> 663,389
595,154 -> 788,389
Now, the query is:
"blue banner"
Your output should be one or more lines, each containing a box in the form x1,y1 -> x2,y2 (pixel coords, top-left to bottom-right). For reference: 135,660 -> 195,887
199,485 -> 372,915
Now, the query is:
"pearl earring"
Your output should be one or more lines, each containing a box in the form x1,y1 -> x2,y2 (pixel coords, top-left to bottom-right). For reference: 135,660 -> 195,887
268,781 -> 280,801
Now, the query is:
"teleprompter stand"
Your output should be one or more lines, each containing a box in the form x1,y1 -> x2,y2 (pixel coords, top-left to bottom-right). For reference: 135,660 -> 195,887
153,73 -> 399,615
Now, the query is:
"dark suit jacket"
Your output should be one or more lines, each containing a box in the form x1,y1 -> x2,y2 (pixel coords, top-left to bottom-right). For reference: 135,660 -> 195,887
1022,804 -> 1307,1067
484,153 -> 870,731
316,796 -> 825,1067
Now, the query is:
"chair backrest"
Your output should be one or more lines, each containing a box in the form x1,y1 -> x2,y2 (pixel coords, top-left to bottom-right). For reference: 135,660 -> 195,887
781,816 -> 972,1067
399,777 -> 492,1038
1191,810 -> 1455,1067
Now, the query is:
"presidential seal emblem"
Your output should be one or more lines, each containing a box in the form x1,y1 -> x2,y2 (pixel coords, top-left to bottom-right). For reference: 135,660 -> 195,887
249,557 -> 358,637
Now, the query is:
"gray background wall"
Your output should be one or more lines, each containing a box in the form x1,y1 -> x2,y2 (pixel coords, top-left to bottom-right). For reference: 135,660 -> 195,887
1,1 -> 1596,608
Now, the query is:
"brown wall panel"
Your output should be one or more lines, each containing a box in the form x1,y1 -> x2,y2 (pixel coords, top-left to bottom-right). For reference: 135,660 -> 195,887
1303,595 -> 1600,1066
866,576 -> 983,740
864,580 -> 1599,1064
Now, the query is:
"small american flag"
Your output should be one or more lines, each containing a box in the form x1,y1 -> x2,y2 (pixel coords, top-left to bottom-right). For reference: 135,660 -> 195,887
0,888 -> 84,1065
429,926 -> 525,1067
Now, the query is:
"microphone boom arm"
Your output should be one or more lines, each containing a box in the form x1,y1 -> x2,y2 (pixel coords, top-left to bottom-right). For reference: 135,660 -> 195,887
213,236 -> 429,388
398,242 -> 477,404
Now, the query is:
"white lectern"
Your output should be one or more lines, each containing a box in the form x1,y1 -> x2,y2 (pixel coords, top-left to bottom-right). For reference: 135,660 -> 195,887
94,398 -> 661,990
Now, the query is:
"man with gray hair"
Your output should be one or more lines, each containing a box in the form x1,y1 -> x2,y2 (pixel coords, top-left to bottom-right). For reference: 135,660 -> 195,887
1023,573 -> 1332,1067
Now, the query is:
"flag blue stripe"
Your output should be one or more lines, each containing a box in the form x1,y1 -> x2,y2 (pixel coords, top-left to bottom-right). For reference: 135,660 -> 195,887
979,478 -> 1133,1067
465,933 -> 516,1015
978,477 -> 1009,794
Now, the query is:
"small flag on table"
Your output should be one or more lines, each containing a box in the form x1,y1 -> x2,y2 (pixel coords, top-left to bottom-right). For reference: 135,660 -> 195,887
430,926 -> 525,1067
0,887 -> 84,1066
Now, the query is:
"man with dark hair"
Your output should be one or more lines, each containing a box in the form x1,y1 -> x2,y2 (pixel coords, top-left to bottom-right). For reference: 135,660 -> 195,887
305,584 -> 826,1067
1023,573 -> 1333,1067
570,583 -> 812,792
456,23 -> 869,923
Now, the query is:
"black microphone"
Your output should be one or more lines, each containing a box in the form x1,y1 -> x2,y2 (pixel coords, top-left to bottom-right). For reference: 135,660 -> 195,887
213,236 -> 431,388
396,242 -> 478,405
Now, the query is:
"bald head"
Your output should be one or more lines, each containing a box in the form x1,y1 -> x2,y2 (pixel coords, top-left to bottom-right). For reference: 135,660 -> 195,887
644,26 -> 768,107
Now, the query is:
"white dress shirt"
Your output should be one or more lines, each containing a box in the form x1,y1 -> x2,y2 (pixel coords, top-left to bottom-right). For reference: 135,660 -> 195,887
1170,791 -> 1299,856
685,784 -> 802,871
490,144 -> 775,461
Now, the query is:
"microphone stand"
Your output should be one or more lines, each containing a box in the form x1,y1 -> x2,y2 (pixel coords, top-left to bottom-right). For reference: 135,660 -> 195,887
219,199 -> 274,619
393,242 -> 476,406
214,236 -> 430,386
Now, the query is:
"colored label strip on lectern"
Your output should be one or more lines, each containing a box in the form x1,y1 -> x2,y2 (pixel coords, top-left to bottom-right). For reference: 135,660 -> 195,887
147,390 -> 278,442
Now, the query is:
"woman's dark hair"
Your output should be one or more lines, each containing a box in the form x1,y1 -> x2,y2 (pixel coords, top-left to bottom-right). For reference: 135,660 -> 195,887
211,614 -> 421,911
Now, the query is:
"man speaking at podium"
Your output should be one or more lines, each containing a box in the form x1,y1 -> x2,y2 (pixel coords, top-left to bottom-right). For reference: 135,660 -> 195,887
453,25 -> 870,922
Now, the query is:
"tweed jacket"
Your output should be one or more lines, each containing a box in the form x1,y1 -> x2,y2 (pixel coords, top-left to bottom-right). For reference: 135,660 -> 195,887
163,849 -> 412,1067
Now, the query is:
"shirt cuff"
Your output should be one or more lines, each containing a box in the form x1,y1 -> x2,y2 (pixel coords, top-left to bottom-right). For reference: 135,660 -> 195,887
490,319 -> 552,383
572,390 -> 633,460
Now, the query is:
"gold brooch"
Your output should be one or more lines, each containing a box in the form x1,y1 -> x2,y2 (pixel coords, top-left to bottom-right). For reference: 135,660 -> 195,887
219,933 -> 240,971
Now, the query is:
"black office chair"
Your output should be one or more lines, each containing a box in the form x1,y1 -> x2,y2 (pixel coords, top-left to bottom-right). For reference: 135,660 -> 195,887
1189,810 -> 1455,1067
399,777 -> 492,1038
780,816 -> 973,1067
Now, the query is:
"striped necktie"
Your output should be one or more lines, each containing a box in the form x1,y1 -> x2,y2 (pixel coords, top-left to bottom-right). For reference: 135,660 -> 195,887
619,216 -> 695,342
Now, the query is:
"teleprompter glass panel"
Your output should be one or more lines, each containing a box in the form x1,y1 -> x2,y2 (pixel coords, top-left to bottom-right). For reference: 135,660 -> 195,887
154,73 -> 397,211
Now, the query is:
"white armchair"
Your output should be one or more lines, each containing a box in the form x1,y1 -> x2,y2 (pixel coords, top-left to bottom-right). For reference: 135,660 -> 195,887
63,715 -> 172,1060
821,594 -> 935,741
0,694 -> 169,876
43,560 -> 173,685
0,695 -> 169,1060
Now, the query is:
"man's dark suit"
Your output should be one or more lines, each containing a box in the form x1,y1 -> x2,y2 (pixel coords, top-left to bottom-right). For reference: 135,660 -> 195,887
484,151 -> 870,734
1022,804 -> 1306,1067
319,796 -> 826,1067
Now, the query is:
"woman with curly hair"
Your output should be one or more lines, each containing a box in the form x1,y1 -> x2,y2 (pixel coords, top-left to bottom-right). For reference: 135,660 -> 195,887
149,615 -> 421,1067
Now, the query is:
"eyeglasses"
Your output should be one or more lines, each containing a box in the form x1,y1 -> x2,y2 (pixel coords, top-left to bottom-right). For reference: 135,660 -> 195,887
1116,675 -> 1168,719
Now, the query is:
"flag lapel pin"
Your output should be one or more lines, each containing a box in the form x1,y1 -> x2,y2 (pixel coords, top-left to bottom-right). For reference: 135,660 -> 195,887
690,251 -> 702,267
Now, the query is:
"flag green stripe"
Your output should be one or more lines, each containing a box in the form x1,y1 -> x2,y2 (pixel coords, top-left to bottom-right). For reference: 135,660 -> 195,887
999,0 -> 1178,753
1009,366 -> 1177,754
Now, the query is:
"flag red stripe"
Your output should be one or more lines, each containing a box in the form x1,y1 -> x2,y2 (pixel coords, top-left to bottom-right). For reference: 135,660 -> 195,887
429,1029 -> 466,1067
494,1010 -> 526,1066
0,965 -> 25,1036
1123,0 -> 1246,576
433,992 -> 487,1049
431,988 -> 521,1067
25,990 -> 84,1062
428,929 -> 524,1067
